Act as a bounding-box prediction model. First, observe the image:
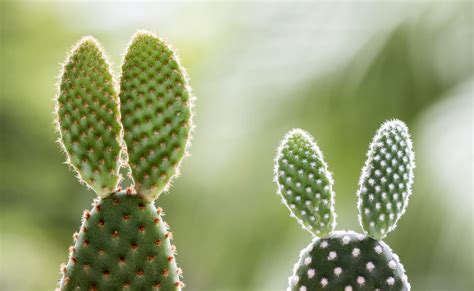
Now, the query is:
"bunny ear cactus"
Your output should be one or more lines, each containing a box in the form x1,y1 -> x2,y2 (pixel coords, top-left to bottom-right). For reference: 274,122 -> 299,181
274,120 -> 414,291
55,31 -> 193,291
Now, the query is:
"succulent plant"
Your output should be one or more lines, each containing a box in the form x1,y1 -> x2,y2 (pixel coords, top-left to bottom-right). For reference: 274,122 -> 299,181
54,31 -> 194,290
274,120 -> 414,291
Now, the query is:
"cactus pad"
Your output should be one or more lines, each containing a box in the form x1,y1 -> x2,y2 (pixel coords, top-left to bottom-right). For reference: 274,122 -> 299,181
56,37 -> 122,196
59,191 -> 182,290
288,231 -> 410,291
357,120 -> 415,240
275,129 -> 336,237
119,32 -> 193,201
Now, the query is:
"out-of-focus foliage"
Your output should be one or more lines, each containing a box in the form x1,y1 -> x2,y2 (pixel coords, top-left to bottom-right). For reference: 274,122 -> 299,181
0,1 -> 472,290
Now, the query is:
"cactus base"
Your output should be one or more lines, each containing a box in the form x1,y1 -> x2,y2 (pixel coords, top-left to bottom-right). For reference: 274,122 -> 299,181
289,231 -> 409,291
59,192 -> 182,290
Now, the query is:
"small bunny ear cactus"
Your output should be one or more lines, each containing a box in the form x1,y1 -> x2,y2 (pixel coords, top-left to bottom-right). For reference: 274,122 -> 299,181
55,31 -> 193,290
274,120 -> 414,291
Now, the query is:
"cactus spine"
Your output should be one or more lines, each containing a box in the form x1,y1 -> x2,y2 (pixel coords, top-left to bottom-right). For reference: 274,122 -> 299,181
274,120 -> 414,291
55,31 -> 194,290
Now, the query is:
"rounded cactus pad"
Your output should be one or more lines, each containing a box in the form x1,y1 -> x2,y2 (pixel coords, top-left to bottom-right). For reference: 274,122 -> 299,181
58,192 -> 182,290
275,129 -> 336,237
119,31 -> 193,201
56,37 -> 122,196
357,120 -> 415,240
289,231 -> 410,291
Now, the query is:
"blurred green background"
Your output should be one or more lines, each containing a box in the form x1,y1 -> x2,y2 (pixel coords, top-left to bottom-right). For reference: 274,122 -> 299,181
1,1 -> 473,290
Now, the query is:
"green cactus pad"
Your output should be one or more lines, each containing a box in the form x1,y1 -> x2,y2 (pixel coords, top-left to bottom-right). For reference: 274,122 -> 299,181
119,31 -> 193,201
59,192 -> 182,290
275,129 -> 336,237
288,231 -> 410,291
357,120 -> 415,240
56,37 -> 122,196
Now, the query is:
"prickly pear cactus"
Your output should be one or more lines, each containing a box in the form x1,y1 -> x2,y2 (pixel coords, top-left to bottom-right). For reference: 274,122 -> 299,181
274,120 -> 414,291
55,31 -> 193,290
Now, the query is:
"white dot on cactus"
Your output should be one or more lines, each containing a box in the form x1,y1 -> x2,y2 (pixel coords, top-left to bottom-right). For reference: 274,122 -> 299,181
286,177 -> 292,182
374,155 -> 381,161
299,286 -> 307,291
301,210 -> 306,216
389,213 -> 395,220
389,184 -> 395,190
366,261 -> 375,272
304,256 -> 312,265
305,200 -> 311,206
286,190 -> 293,196
379,214 -> 385,221
361,187 -> 367,193
381,177 -> 387,184
291,275 -> 299,285
315,193 -> 321,199
307,269 -> 316,279
352,248 -> 360,257
375,185 -> 381,192
320,241 -> 329,248
399,165 -> 405,172
327,251 -> 337,261
393,193 -> 399,200
305,187 -> 311,193
364,208 -> 370,215
324,185 -> 330,191
397,202 -> 402,209
376,203 -> 381,210
334,267 -> 342,276
296,182 -> 301,188
290,204 -> 296,209
375,169 -> 381,176
374,245 -> 383,254
308,173 -> 314,179
399,183 -> 405,189
310,162 -> 316,168
381,160 -> 387,167
370,222 -> 375,227
342,235 -> 351,245
320,278 -> 328,287
344,286 -> 352,291
388,260 -> 397,269
310,216 -> 315,221
289,164 -> 295,169
387,277 -> 395,285
368,194 -> 374,201
357,276 -> 365,285
296,196 -> 301,201
382,192 -> 388,199
381,228 -> 386,234
368,178 -> 375,186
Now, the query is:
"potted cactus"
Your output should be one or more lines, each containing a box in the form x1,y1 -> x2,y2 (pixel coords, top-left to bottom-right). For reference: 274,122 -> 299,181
54,31 -> 194,290
274,120 -> 414,290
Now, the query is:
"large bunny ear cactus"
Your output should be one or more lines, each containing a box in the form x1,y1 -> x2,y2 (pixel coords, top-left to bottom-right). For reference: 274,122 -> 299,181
55,31 -> 193,291
274,120 -> 414,291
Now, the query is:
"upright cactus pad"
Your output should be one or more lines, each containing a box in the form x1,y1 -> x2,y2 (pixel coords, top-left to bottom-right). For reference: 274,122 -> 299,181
274,120 -> 414,291
56,37 -> 122,196
120,32 -> 193,201
275,129 -> 336,237
357,120 -> 415,240
55,31 -> 193,290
